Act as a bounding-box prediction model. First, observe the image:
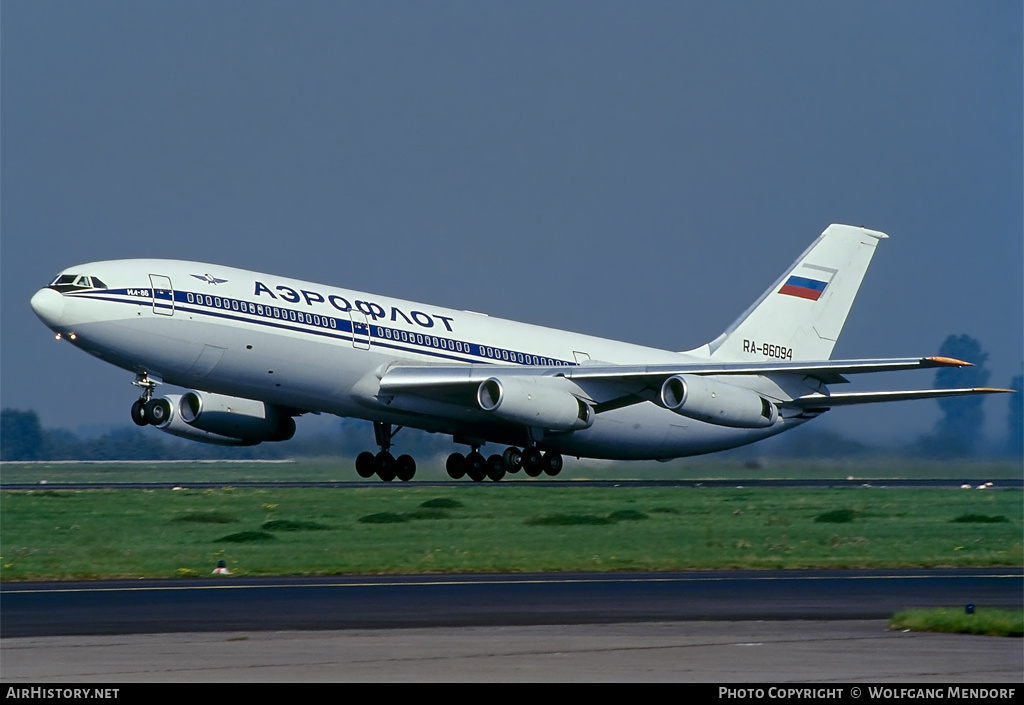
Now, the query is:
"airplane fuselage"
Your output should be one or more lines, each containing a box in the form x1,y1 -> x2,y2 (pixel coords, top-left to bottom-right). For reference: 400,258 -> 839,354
30,258 -> 796,459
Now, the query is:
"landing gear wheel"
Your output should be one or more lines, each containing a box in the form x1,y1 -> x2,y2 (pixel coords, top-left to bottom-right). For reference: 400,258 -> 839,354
465,451 -> 487,482
144,398 -> 172,426
542,451 -> 563,476
396,454 -> 416,482
502,447 -> 522,473
446,452 -> 467,480
521,447 -> 543,477
355,451 -> 376,478
130,400 -> 148,426
486,454 -> 506,482
375,451 -> 396,482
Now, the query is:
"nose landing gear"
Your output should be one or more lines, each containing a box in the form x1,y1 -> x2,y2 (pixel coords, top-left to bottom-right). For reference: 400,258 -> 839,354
129,373 -> 161,426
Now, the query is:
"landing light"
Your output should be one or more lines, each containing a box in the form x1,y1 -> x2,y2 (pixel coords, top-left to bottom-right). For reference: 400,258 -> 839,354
55,333 -> 61,340
68,333 -> 77,341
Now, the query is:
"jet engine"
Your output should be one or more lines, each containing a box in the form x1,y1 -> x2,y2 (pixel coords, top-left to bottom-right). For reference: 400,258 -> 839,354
659,375 -> 779,429
178,391 -> 296,442
140,391 -> 295,445
476,377 -> 593,431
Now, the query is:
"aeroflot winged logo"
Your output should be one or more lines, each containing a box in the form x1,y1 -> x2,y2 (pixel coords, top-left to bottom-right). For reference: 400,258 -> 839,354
191,273 -> 229,285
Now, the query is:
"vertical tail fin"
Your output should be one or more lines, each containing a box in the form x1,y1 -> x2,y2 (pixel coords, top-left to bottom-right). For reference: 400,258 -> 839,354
694,224 -> 888,362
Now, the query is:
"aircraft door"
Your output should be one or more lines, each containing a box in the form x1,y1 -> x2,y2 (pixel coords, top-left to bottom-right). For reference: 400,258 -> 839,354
349,310 -> 371,349
149,275 -> 174,316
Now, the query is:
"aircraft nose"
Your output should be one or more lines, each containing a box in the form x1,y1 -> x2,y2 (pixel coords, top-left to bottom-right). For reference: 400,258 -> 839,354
30,287 -> 65,328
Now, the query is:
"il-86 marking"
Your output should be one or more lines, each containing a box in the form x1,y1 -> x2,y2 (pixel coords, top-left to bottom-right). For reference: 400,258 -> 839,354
743,339 -> 793,360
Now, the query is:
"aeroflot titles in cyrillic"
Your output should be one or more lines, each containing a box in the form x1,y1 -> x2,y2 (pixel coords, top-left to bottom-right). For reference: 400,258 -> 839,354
253,281 -> 455,332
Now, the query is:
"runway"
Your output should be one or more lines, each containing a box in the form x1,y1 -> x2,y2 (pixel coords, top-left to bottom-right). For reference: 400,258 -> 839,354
2,569 -> 1021,682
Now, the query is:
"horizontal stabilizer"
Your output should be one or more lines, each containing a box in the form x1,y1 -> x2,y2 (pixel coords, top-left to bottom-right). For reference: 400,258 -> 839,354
784,387 -> 1015,410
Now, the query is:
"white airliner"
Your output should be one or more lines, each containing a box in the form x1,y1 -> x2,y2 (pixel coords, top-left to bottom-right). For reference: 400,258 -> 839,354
30,224 -> 1008,481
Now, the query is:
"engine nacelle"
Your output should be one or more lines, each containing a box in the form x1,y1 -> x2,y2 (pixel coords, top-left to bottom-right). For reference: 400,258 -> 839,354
178,391 -> 296,443
477,377 -> 593,431
144,394 -> 258,446
659,375 -> 779,429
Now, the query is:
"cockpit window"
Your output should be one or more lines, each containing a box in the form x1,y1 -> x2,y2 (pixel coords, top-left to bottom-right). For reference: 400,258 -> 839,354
48,274 -> 107,292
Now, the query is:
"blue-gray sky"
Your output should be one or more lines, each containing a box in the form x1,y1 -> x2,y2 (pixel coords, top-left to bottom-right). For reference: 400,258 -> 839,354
2,2 -> 1021,444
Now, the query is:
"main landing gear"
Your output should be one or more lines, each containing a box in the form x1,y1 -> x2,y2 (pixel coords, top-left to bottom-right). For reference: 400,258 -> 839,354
445,446 -> 562,482
352,422 -> 564,483
354,422 -> 416,482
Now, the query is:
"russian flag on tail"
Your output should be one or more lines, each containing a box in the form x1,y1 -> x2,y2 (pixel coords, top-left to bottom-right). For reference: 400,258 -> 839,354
779,275 -> 828,301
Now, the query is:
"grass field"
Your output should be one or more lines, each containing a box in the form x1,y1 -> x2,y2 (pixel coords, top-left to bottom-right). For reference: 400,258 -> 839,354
1,460 -> 1020,580
890,607 -> 1024,637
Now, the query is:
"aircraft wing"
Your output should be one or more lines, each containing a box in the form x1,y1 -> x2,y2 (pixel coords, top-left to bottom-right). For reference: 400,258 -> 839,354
555,356 -> 971,385
373,356 -> 984,412
380,356 -> 970,387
